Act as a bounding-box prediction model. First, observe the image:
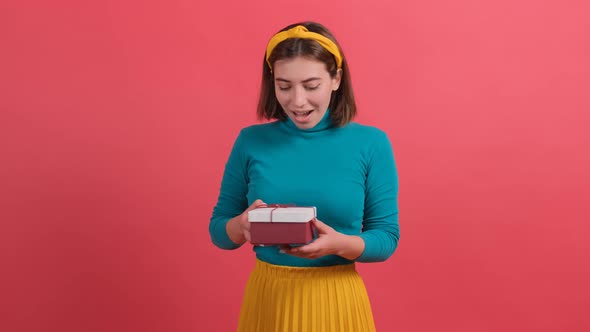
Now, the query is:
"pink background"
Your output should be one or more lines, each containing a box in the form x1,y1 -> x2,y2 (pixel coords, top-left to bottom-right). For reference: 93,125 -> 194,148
2,0 -> 589,331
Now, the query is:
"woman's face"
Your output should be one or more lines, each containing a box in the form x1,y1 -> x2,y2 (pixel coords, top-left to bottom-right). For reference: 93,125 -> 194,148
273,56 -> 341,129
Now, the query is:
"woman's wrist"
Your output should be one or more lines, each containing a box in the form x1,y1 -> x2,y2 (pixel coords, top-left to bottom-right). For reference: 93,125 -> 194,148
226,215 -> 246,245
337,234 -> 365,260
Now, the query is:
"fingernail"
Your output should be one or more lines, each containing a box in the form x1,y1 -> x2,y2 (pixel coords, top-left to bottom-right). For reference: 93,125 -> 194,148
279,249 -> 285,254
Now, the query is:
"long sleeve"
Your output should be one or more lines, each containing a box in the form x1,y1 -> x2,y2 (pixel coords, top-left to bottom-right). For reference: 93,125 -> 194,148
357,130 -> 400,262
209,130 -> 249,250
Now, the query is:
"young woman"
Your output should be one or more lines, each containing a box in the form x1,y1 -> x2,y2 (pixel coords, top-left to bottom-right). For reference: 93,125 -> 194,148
209,21 -> 400,331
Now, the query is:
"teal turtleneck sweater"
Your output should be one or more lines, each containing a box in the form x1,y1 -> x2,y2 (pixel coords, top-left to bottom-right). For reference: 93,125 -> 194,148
210,111 -> 399,267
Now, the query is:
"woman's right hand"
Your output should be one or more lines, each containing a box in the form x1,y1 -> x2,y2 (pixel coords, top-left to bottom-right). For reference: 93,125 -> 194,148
226,199 -> 266,245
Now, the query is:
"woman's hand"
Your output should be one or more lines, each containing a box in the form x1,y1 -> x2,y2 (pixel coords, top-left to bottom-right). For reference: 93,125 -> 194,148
226,199 -> 266,245
282,218 -> 365,260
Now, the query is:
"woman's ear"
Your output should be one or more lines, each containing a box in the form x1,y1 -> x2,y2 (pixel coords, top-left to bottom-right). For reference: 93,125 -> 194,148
332,68 -> 343,91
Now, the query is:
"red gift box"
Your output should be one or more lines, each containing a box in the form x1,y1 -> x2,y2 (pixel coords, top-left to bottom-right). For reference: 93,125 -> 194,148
248,206 -> 316,245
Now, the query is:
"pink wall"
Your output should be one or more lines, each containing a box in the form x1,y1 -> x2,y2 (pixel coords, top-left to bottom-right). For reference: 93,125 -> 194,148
2,0 -> 589,331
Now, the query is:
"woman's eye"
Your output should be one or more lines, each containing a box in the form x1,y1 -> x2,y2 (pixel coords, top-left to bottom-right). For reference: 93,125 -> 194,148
305,85 -> 320,91
278,86 -> 291,91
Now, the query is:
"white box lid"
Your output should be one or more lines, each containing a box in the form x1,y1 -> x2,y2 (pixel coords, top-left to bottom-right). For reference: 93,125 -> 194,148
248,207 -> 316,223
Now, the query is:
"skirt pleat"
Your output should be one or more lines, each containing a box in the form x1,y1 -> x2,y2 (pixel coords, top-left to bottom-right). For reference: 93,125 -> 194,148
237,259 -> 376,332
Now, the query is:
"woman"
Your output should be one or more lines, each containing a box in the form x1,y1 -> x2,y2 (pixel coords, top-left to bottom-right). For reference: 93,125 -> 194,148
209,21 -> 399,331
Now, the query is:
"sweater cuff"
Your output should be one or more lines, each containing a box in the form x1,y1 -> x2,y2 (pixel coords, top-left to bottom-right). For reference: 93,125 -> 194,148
211,218 -> 243,250
356,232 -> 396,262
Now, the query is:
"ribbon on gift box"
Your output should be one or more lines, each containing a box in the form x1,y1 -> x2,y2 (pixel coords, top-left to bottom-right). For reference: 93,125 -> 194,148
258,203 -> 316,223
262,204 -> 317,238
263,203 -> 296,223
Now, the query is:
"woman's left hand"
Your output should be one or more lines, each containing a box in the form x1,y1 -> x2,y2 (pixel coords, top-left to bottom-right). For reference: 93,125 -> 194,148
281,218 -> 365,260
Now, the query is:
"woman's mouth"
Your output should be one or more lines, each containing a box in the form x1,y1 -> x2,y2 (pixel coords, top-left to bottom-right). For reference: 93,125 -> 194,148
291,110 -> 314,121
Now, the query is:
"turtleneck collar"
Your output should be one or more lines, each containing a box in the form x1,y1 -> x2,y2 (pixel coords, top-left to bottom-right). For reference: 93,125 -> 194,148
282,109 -> 333,133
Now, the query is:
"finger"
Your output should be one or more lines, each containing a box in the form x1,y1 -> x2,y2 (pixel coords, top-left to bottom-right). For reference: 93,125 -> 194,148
242,221 -> 250,231
295,243 -> 319,255
279,247 -> 292,254
283,243 -> 324,259
243,230 -> 251,242
246,199 -> 266,212
254,199 -> 267,207
288,242 -> 320,256
282,245 -> 301,254
282,248 -> 310,258
311,218 -> 332,233
285,249 -> 319,260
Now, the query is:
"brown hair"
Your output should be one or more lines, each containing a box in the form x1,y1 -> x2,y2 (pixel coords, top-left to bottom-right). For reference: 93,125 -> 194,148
256,22 -> 357,127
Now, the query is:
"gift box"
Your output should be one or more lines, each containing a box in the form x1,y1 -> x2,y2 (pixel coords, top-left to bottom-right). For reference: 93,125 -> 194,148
248,206 -> 316,245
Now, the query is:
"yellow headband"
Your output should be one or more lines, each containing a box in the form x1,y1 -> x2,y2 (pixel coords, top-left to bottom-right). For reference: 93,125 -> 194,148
265,25 -> 343,70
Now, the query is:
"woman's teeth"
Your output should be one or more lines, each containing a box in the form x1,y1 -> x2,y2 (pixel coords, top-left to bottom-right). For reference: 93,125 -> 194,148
293,110 -> 313,116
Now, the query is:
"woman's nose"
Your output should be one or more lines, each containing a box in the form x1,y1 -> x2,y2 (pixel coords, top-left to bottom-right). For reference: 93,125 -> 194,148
292,87 -> 307,107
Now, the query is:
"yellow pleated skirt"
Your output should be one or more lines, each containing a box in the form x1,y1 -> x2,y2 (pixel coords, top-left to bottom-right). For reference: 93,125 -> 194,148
237,259 -> 376,332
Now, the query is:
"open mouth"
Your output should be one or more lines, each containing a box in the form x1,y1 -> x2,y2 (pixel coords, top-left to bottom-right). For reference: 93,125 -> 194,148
291,110 -> 313,120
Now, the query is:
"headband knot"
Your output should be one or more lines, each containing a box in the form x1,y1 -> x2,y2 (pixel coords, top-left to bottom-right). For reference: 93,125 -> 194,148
265,25 -> 343,70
